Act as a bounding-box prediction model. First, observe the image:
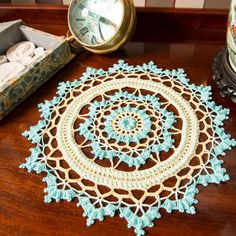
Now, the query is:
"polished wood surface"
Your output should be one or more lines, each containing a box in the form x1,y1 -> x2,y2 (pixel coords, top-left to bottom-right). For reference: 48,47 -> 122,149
0,6 -> 236,236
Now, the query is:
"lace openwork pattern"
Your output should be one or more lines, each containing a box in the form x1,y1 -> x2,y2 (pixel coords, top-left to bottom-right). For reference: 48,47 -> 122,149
21,61 -> 236,236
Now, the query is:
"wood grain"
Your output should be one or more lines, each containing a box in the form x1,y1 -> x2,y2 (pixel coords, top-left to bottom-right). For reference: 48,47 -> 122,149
0,6 -> 235,236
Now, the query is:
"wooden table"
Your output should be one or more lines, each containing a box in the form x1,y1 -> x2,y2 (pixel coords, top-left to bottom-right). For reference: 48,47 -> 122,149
0,6 -> 235,236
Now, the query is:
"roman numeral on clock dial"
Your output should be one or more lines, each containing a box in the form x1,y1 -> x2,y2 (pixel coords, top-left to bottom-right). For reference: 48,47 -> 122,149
91,35 -> 98,45
76,18 -> 85,21
80,27 -> 89,36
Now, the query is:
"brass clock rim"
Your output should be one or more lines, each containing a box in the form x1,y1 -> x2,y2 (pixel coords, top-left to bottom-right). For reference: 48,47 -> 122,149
67,0 -> 136,54
83,0 -> 136,54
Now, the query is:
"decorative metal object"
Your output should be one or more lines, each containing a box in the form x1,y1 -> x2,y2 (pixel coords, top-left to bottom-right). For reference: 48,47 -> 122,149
67,0 -> 136,54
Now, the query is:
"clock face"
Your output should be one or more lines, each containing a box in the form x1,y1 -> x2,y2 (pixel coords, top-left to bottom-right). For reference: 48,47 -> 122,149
68,0 -> 124,46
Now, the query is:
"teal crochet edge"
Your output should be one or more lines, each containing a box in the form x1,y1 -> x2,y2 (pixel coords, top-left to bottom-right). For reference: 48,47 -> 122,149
20,60 -> 236,236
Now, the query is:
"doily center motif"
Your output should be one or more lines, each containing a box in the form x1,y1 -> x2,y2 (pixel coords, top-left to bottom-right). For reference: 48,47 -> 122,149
21,60 -> 236,236
116,113 -> 139,132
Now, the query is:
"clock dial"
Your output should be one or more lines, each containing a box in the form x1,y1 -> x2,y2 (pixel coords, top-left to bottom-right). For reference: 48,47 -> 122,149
69,0 -> 124,46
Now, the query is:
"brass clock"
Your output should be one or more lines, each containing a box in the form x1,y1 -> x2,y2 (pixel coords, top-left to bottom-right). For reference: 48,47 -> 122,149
67,0 -> 136,54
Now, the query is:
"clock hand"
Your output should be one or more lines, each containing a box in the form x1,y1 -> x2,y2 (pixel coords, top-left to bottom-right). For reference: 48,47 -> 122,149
98,21 -> 105,42
88,10 -> 117,29
99,16 -> 118,29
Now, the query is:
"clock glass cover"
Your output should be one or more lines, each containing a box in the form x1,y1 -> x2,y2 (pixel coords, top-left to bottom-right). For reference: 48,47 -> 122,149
68,0 -> 124,47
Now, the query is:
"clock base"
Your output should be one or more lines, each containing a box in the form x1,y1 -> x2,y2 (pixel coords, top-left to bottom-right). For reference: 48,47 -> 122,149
212,47 -> 236,103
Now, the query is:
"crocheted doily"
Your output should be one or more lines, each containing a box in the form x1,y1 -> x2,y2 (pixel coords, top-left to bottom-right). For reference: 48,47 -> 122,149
21,61 -> 236,236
